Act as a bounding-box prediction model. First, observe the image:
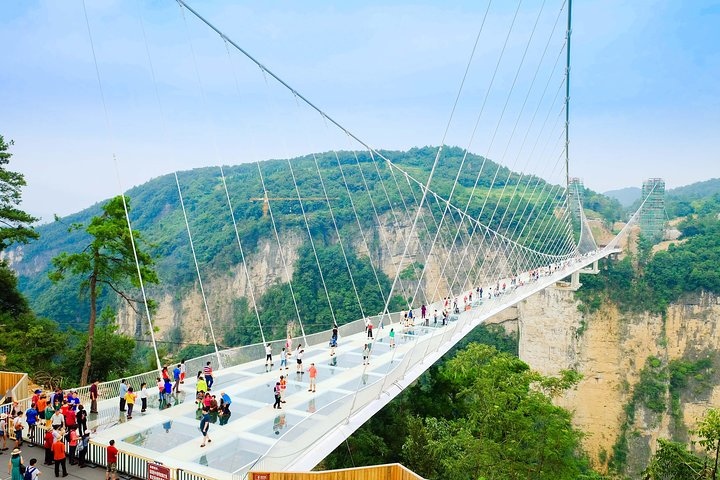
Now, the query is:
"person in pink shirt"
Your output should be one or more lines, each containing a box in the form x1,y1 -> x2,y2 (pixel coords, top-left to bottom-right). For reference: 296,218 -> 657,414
307,363 -> 317,393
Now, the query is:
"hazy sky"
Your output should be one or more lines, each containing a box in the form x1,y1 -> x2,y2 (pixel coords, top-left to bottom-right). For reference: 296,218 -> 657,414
2,0 -> 719,222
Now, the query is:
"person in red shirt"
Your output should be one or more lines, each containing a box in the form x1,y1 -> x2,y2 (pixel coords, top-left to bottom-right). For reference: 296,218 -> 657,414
105,440 -> 118,480
307,363 -> 317,393
52,438 -> 67,477
63,408 -> 76,430
43,429 -> 54,466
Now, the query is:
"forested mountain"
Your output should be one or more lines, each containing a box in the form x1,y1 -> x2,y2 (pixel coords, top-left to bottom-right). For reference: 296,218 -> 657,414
604,187 -> 641,207
5,146 -> 620,359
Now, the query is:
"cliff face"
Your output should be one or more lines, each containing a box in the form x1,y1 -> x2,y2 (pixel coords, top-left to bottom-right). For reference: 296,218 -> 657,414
498,285 -> 720,476
115,214 -> 464,347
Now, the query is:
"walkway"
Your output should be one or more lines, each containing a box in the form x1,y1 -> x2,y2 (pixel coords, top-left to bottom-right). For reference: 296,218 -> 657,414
81,249 -> 615,480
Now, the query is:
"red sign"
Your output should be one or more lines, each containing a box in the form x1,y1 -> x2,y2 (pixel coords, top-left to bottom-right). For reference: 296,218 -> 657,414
254,474 -> 271,480
148,463 -> 171,480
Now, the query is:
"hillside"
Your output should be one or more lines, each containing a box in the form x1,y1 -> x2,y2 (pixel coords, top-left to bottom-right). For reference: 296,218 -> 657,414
604,186 -> 641,207
5,146 -> 619,356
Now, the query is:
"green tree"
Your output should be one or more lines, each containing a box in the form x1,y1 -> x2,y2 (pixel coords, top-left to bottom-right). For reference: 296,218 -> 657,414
695,409 -> 720,480
400,344 -> 586,479
643,439 -> 706,480
0,134 -> 38,250
49,196 -> 158,385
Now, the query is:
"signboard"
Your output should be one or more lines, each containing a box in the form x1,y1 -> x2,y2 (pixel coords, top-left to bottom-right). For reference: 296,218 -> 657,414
253,474 -> 271,480
147,463 -> 171,480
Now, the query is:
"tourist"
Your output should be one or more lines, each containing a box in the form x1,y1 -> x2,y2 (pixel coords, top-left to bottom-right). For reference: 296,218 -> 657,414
367,321 -> 373,339
76,405 -> 87,436
173,365 -> 182,393
67,391 -> 79,411
163,377 -> 173,406
280,348 -> 288,371
196,373 -> 208,397
279,375 -> 287,403
180,359 -> 187,384
67,426 -> 78,465
89,380 -> 99,414
433,309 -> 438,325
124,387 -> 136,419
199,407 -> 212,447
105,440 -> 117,480
296,347 -> 305,374
273,382 -> 282,409
161,366 -> 170,382
329,335 -> 337,356
62,404 -> 75,432
52,438 -> 67,478
36,395 -> 47,422
0,414 -> 6,451
25,404 -> 38,442
118,379 -> 128,412
265,344 -> 273,368
157,377 -> 165,408
421,304 -> 427,321
13,412 -> 24,448
77,433 -> 90,468
362,344 -> 370,366
25,458 -> 40,480
7,448 -> 23,480
389,328 -> 395,348
43,429 -> 53,466
307,363 -> 317,393
139,383 -> 148,413
203,362 -> 214,391
220,392 -> 232,410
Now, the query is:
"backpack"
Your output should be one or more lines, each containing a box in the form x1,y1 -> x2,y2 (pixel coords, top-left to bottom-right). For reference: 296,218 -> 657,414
23,466 -> 34,480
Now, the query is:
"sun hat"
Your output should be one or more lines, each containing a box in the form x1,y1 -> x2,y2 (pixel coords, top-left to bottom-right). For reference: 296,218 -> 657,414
11,448 -> 20,455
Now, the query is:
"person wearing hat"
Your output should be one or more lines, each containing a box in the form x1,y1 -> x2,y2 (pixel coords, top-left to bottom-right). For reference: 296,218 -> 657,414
7,448 -> 24,480
0,413 -> 8,451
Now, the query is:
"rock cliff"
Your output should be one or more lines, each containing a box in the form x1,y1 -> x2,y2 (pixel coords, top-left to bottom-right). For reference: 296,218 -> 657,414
488,284 -> 720,476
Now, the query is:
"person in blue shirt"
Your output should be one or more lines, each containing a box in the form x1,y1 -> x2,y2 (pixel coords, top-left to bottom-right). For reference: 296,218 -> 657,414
220,392 -> 231,408
25,405 -> 38,441
173,365 -> 182,394
163,378 -> 173,407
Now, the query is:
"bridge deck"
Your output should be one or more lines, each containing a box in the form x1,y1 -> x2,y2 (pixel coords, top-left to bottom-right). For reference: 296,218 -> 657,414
85,249 -> 616,480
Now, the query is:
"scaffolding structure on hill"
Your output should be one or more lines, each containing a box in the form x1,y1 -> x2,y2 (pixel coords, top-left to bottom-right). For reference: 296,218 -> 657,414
639,178 -> 666,241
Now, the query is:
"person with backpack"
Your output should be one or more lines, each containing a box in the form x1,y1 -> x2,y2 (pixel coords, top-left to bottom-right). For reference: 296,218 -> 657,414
23,458 -> 40,480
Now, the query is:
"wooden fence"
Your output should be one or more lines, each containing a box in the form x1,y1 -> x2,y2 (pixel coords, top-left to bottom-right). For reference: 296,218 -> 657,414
250,464 -> 424,480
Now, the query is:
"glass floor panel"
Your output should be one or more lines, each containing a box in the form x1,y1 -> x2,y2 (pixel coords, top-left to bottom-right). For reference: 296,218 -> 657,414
122,420 -> 199,452
249,412 -> 307,439
194,442 -> 267,474
336,373 -> 385,392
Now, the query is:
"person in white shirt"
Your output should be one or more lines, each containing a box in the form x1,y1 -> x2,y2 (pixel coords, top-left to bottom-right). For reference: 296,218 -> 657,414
295,346 -> 304,374
265,344 -> 273,369
280,348 -> 288,371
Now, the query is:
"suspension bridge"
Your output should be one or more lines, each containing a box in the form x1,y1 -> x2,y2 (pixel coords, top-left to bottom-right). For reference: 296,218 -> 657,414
8,0 -> 659,478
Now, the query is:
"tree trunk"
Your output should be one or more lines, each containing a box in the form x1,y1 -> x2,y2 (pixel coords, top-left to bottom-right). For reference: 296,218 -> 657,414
713,440 -> 719,480
80,257 -> 99,385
